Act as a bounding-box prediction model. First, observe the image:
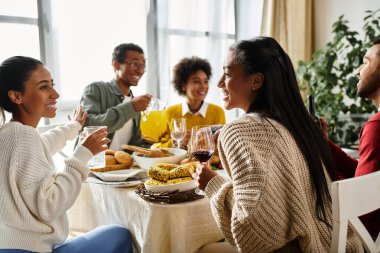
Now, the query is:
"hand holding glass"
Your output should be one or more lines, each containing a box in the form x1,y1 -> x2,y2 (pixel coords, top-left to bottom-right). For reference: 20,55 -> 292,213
190,126 -> 215,163
80,126 -> 107,169
171,118 -> 186,149
189,126 -> 214,194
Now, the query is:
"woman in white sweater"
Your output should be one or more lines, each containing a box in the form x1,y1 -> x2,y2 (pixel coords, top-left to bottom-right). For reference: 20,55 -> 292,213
196,37 -> 362,252
0,56 -> 133,253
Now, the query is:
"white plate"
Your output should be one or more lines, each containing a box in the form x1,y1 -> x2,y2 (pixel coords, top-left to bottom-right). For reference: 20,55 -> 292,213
86,177 -> 144,188
144,179 -> 197,192
132,148 -> 187,170
89,169 -> 147,182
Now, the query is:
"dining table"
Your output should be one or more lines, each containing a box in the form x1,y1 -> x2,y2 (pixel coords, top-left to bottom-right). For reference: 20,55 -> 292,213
67,170 -> 225,253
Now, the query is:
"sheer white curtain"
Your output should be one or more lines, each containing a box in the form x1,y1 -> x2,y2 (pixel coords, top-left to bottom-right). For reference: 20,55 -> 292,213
154,0 -> 263,122
155,0 -> 236,121
236,0 -> 264,41
45,0 -> 149,112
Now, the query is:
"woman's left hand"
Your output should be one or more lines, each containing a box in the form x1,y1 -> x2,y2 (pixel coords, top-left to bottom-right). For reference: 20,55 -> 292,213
197,162 -> 218,191
68,105 -> 88,128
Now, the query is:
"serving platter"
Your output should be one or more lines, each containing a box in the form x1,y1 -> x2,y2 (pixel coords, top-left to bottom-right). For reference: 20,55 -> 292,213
144,179 -> 197,192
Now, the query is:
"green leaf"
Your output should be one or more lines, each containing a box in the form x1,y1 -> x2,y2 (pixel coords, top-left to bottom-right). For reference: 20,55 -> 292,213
296,8 -> 379,145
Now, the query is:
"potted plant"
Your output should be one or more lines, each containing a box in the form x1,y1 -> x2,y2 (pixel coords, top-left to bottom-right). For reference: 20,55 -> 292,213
297,9 -> 380,146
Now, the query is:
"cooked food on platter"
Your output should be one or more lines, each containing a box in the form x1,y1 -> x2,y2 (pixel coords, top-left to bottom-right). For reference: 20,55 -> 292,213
144,162 -> 198,192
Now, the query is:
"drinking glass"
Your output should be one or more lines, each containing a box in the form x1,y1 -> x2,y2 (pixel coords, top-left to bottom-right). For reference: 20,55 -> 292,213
189,126 -> 215,194
142,98 -> 167,121
189,126 -> 215,164
171,118 -> 186,149
80,126 -> 107,169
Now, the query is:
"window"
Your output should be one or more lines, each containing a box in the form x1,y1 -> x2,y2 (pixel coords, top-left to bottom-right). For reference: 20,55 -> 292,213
0,0 -> 40,123
0,0 -> 40,63
1,0 -> 264,124
156,0 -> 236,120
48,0 -> 149,106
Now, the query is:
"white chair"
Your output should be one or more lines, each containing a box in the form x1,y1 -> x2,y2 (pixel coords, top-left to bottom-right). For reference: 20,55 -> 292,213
330,170 -> 380,253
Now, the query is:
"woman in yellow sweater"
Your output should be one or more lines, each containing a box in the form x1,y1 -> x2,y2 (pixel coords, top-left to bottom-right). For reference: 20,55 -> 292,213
154,56 -> 226,149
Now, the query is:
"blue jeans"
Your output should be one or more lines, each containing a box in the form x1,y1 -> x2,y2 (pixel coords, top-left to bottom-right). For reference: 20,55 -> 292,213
0,224 -> 133,253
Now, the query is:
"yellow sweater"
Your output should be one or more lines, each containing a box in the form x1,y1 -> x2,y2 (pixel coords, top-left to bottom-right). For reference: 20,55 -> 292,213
154,103 -> 226,148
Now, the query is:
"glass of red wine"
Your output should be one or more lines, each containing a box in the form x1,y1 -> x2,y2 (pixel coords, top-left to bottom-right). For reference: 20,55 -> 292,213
189,126 -> 215,194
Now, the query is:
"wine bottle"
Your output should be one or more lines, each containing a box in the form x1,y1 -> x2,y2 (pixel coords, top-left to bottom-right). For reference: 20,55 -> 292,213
308,95 -> 321,127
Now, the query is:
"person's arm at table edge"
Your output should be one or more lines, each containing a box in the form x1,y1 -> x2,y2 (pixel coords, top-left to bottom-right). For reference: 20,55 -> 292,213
355,120 -> 380,177
327,139 -> 357,179
81,84 -> 139,134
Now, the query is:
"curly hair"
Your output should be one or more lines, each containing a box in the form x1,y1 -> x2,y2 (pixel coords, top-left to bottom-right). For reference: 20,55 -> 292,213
172,56 -> 212,96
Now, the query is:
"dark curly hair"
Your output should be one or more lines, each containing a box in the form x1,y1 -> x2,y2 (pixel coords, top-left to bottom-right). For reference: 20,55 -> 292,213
172,56 -> 212,96
112,43 -> 144,63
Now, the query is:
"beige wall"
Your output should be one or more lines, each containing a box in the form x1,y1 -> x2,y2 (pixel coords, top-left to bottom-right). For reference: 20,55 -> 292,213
314,0 -> 380,50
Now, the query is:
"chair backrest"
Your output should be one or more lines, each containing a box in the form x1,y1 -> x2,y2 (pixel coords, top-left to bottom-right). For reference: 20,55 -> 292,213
330,170 -> 380,253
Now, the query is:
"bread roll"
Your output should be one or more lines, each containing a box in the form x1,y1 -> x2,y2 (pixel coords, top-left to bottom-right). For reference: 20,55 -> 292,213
114,151 -> 132,164
105,155 -> 118,165
90,162 -> 133,172
105,149 -> 115,155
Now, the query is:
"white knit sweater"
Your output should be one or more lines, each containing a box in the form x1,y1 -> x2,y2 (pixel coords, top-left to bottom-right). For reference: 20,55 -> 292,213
0,121 -> 93,252
205,114 -> 362,253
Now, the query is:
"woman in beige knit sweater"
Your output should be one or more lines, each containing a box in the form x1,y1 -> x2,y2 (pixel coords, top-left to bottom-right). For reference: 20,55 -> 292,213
196,37 -> 362,252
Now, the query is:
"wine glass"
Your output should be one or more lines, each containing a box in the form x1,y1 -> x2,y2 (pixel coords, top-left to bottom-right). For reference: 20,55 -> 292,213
142,98 -> 167,121
171,118 -> 186,149
189,126 -> 215,194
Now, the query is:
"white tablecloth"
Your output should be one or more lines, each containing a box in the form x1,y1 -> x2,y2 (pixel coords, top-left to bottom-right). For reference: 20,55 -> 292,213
67,183 -> 224,253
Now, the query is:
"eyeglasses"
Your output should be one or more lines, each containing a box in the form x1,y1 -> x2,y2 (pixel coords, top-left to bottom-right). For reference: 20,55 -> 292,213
123,60 -> 146,71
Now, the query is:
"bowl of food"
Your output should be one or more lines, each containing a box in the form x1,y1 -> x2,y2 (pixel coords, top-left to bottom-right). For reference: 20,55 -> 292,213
132,148 -> 187,170
145,177 -> 197,192
144,162 -> 198,192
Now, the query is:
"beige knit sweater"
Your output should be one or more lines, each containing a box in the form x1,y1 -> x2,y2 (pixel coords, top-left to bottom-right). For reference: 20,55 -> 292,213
205,114 -> 362,253
0,121 -> 92,252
